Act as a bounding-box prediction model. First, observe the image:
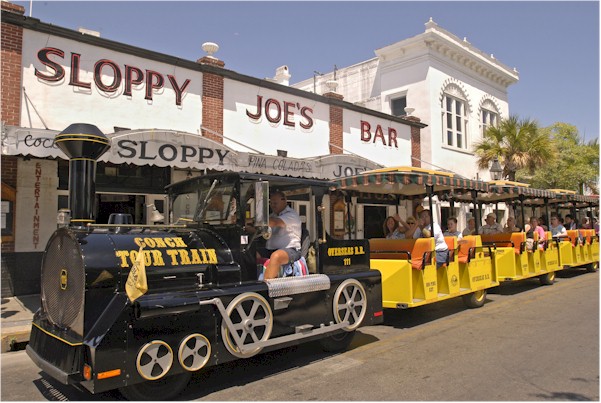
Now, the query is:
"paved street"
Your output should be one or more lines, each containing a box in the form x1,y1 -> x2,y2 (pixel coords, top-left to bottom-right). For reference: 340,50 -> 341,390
1,269 -> 598,401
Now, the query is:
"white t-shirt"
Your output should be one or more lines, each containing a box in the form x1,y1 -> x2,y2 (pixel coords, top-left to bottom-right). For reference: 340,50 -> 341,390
414,223 -> 449,251
267,206 -> 301,250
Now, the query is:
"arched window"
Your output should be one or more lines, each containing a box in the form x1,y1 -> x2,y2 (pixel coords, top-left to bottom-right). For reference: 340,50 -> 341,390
480,99 -> 499,137
441,84 -> 468,150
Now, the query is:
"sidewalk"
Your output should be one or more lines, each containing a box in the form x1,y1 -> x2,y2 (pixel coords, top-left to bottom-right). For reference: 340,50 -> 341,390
1,294 -> 39,353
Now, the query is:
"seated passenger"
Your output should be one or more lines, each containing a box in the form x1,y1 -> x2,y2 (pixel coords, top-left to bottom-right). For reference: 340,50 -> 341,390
462,217 -> 476,236
479,213 -> 503,235
259,191 -> 302,280
383,215 -> 405,239
525,217 -> 546,250
549,215 -> 567,239
383,214 -> 418,239
564,214 -> 577,230
503,216 -> 520,233
444,216 -> 463,241
414,209 -> 449,268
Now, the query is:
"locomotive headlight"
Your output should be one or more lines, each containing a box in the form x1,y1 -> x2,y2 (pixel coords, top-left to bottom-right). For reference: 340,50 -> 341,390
57,208 -> 71,228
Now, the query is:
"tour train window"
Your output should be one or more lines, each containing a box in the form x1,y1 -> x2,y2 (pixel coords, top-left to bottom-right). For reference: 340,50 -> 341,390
391,96 -> 407,117
442,87 -> 468,150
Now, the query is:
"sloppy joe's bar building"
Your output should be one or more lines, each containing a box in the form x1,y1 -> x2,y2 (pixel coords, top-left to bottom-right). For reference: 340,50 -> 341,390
1,2 -> 425,296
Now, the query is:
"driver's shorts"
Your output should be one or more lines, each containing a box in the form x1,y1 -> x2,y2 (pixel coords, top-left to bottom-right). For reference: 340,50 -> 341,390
259,247 -> 302,264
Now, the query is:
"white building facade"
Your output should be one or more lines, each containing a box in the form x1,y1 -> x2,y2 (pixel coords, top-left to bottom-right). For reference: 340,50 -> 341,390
293,19 -> 519,181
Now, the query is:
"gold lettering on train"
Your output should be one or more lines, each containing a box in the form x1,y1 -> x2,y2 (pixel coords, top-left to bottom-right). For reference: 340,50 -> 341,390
327,246 -> 365,257
115,248 -> 217,267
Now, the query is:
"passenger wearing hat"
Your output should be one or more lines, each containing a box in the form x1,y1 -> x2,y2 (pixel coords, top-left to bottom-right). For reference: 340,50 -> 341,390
479,212 -> 503,235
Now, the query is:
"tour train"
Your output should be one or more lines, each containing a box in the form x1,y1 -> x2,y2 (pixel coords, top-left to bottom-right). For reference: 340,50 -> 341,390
25,124 -> 384,400
335,167 -> 599,312
26,124 -> 598,400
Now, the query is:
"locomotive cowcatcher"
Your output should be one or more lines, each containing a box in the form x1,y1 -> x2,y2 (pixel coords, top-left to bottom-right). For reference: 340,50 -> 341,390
26,124 -> 383,400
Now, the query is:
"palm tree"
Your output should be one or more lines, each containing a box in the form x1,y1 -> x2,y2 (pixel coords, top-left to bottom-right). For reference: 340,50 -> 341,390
473,115 -> 555,181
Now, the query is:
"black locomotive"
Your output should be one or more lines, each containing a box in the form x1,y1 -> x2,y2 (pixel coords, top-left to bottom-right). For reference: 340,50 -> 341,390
26,124 -> 383,400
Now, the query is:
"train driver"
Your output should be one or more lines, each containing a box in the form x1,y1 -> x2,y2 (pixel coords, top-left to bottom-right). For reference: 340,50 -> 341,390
261,191 -> 302,280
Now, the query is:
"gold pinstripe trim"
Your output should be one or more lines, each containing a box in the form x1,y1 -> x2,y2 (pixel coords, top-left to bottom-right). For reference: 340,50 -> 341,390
55,133 -> 109,141
55,138 -> 110,146
32,322 -> 83,346
71,219 -> 95,223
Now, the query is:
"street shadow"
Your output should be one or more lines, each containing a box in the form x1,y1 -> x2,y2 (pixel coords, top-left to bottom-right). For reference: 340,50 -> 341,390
382,297 -> 477,330
15,295 -> 41,313
487,279 -> 542,296
32,374 -> 124,401
179,331 -> 379,400
556,269 -> 594,279
531,391 -> 593,401
29,330 -> 379,401
1,310 -> 18,319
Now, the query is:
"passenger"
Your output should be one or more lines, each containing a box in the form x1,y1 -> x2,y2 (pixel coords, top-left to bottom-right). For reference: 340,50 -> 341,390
503,216 -> 520,233
403,215 -> 420,238
549,215 -> 567,239
414,209 -> 449,268
259,191 -> 302,280
581,217 -> 592,229
462,217 -> 476,236
525,217 -> 546,250
538,216 -> 548,231
594,217 -> 599,235
444,216 -> 463,241
564,214 -> 577,230
383,215 -> 405,239
479,213 -> 503,235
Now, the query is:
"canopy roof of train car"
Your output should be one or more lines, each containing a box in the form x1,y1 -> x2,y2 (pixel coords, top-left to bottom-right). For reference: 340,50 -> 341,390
334,166 -> 489,198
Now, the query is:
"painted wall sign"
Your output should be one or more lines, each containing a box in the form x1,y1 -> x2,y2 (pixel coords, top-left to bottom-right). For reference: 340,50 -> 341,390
246,95 -> 313,129
21,30 -> 203,134
15,159 -> 58,252
360,120 -> 399,148
35,47 -> 192,106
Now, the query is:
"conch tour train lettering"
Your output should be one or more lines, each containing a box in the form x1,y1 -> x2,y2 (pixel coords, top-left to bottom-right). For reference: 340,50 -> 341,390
114,237 -> 218,267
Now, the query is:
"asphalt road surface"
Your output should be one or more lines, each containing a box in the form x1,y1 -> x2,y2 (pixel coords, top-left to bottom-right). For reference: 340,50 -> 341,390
1,269 -> 598,401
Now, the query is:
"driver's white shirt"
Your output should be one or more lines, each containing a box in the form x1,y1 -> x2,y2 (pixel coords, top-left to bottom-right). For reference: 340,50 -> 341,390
267,206 -> 301,250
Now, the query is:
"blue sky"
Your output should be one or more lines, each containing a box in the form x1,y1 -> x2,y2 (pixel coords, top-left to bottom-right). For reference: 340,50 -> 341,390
12,1 -> 600,142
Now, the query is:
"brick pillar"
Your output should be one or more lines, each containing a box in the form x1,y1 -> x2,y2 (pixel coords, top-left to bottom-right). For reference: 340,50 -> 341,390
406,116 -> 422,168
1,2 -> 24,126
324,92 -> 344,155
198,57 -> 225,143
1,2 -> 25,255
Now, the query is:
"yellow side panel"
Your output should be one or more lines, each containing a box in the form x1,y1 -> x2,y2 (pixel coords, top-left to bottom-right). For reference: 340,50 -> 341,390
558,241 -> 573,266
492,247 -> 518,280
370,259 -> 412,308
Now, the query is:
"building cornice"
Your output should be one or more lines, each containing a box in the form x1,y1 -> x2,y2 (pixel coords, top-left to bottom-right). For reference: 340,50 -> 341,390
375,18 -> 519,88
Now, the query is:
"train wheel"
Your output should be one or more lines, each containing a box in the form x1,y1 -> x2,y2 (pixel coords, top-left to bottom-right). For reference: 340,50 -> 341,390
221,292 -> 273,358
319,330 -> 356,352
539,271 -> 556,285
119,372 -> 191,401
586,262 -> 599,272
333,279 -> 367,331
178,334 -> 211,372
462,289 -> 486,309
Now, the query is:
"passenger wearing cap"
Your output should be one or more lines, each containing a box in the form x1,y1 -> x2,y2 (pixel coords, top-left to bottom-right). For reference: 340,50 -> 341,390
479,213 -> 503,235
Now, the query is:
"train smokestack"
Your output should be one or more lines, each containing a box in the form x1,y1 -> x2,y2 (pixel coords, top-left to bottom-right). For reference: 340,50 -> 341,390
55,123 -> 110,226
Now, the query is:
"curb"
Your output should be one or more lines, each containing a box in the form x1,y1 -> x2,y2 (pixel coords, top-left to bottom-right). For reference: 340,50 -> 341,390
1,325 -> 31,353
